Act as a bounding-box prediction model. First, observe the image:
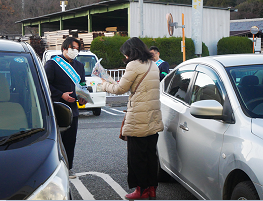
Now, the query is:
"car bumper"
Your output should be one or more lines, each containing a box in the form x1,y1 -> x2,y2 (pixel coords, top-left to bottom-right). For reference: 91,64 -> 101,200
77,92 -> 106,109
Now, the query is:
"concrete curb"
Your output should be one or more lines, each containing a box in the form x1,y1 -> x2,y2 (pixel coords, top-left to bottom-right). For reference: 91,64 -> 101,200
106,96 -> 128,107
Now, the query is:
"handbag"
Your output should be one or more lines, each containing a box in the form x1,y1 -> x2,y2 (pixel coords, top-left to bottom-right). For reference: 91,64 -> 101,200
119,61 -> 153,141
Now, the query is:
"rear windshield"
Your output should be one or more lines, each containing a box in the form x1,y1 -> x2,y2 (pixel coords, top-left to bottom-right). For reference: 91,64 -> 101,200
0,53 -> 47,138
226,65 -> 263,117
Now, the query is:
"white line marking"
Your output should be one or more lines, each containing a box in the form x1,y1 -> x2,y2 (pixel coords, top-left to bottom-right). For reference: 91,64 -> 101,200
101,109 -> 118,115
70,171 -> 127,200
70,177 -> 95,200
109,108 -> 126,113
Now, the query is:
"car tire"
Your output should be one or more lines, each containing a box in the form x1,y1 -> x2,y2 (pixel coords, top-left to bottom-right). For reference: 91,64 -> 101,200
157,158 -> 172,182
92,108 -> 101,116
231,181 -> 259,200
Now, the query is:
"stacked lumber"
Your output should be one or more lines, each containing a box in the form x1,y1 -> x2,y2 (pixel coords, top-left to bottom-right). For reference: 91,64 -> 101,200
104,32 -> 115,37
78,33 -> 93,50
43,30 -> 70,50
105,27 -> 117,32
42,29 -> 122,51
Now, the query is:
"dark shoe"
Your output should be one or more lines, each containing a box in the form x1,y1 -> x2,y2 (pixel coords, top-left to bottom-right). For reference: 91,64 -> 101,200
125,186 -> 149,200
149,186 -> 157,199
69,169 -> 77,179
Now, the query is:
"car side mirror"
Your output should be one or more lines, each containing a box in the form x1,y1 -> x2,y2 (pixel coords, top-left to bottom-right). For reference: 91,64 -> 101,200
190,100 -> 223,120
53,102 -> 73,132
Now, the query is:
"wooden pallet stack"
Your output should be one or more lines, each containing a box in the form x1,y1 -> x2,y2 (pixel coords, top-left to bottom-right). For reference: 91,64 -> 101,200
105,27 -> 117,32
78,32 -> 93,50
43,30 -> 71,50
104,32 -> 115,37
42,29 -> 120,51
77,31 -> 114,50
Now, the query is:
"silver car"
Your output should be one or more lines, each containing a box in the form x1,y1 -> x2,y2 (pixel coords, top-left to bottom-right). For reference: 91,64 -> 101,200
157,54 -> 263,200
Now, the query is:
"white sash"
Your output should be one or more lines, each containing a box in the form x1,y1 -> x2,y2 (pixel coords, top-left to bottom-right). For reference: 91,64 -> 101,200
52,55 -> 81,85
52,55 -> 94,104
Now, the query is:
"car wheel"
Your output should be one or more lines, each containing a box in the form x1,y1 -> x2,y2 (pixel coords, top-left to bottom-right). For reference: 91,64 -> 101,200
231,181 -> 259,200
92,108 -> 101,116
157,158 -> 171,182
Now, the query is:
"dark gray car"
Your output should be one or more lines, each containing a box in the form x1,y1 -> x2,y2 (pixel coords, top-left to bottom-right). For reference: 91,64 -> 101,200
0,39 -> 72,199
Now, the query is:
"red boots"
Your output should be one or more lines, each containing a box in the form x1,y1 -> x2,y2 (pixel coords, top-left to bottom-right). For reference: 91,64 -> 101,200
149,186 -> 157,199
125,186 -> 157,200
125,186 -> 149,200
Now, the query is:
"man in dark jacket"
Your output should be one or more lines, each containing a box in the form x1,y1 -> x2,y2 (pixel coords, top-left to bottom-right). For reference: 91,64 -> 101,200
149,46 -> 170,81
44,37 -> 87,178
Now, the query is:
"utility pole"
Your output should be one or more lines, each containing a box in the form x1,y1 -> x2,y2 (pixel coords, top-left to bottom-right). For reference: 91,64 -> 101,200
166,13 -> 186,61
22,0 -> 25,18
139,0 -> 143,37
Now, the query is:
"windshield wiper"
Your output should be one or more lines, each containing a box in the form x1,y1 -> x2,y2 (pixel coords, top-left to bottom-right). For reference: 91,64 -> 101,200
0,128 -> 45,146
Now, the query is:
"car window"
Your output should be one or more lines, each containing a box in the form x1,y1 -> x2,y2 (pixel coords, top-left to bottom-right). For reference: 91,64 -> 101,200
0,53 -> 46,137
191,65 -> 224,106
165,65 -> 195,103
226,65 -> 263,116
76,55 -> 97,76
164,70 -> 174,90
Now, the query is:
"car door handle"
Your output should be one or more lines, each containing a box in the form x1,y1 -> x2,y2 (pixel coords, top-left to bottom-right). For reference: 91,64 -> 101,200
179,123 -> 189,131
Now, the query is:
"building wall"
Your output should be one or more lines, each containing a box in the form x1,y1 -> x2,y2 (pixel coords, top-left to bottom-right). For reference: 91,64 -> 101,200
129,2 -> 230,55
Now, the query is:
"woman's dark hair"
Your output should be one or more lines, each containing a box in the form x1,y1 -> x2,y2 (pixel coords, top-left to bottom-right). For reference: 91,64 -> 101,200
120,37 -> 152,64
61,37 -> 81,52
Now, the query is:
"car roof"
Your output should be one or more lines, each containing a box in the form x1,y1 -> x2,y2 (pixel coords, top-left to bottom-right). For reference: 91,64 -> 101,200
44,49 -> 96,56
0,39 -> 26,52
182,54 -> 263,68
209,54 -> 263,67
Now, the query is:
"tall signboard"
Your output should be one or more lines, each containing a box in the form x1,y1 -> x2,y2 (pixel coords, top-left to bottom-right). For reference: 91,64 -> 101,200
192,0 -> 203,55
139,0 -> 144,37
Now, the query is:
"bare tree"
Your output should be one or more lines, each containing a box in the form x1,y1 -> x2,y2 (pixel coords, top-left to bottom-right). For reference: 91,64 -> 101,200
23,0 -> 60,18
0,0 -> 21,34
1,0 -> 263,35
231,0 -> 263,19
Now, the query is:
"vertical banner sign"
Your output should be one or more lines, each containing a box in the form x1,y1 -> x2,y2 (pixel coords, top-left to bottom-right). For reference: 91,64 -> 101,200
192,0 -> 203,55
139,0 -> 144,37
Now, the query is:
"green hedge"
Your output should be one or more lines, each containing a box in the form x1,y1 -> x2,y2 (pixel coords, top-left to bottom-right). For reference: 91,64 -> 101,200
217,36 -> 253,55
90,35 -> 210,69
90,35 -> 129,69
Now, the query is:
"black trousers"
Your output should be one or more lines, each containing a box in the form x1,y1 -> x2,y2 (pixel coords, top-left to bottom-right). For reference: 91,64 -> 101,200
127,133 -> 159,189
61,116 -> 78,170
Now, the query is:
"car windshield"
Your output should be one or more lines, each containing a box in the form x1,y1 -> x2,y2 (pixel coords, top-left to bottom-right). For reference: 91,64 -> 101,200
76,55 -> 97,76
226,65 -> 263,117
0,52 -> 46,138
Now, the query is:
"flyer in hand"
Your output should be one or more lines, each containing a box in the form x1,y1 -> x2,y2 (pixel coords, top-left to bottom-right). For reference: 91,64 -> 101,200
91,58 -> 117,84
75,83 -> 94,104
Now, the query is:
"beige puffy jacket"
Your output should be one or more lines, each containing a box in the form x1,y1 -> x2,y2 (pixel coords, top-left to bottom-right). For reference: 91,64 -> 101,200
102,60 -> 164,137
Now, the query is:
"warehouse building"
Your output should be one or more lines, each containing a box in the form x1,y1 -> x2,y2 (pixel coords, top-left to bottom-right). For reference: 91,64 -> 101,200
230,18 -> 263,53
16,0 -> 231,55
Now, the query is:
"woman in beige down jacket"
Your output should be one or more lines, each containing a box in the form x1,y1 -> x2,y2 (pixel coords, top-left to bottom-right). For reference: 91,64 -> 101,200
101,37 -> 164,200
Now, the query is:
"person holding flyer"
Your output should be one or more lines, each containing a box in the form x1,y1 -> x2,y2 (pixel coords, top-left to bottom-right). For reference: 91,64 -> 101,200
98,37 -> 164,200
44,37 -> 87,179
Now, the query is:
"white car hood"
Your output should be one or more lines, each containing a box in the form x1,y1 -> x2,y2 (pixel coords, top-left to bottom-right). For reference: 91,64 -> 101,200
85,76 -> 102,91
251,119 -> 263,137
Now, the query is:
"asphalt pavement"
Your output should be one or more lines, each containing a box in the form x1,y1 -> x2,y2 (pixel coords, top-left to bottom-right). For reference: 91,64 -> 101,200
71,105 -> 197,200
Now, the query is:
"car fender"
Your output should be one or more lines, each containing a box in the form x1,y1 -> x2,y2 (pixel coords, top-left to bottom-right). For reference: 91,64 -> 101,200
219,157 -> 263,199
219,132 -> 263,199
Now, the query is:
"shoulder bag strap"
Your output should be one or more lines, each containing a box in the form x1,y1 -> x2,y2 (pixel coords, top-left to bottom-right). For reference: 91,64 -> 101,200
132,61 -> 152,95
